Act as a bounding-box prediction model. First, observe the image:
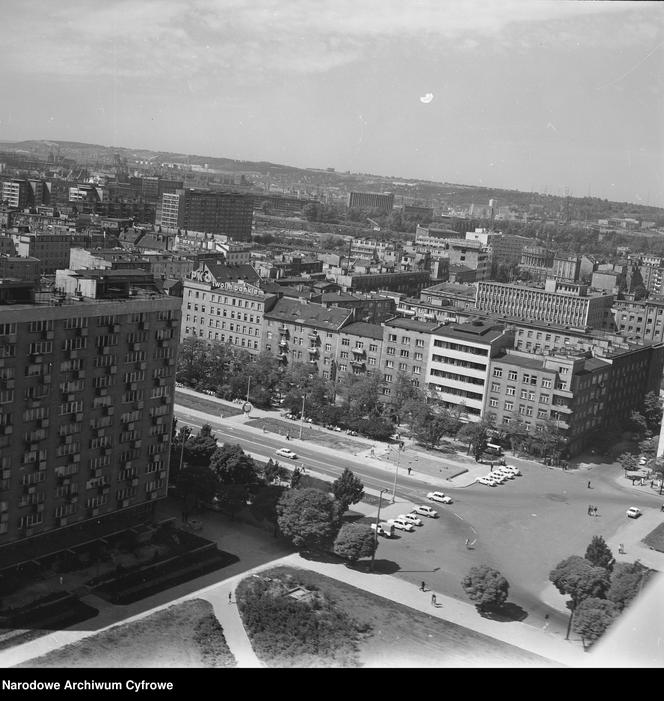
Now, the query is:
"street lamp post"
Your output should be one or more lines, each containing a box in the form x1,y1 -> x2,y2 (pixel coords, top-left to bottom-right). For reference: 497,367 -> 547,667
246,376 -> 251,404
298,394 -> 306,440
370,488 -> 389,573
391,445 -> 400,503
179,426 -> 192,474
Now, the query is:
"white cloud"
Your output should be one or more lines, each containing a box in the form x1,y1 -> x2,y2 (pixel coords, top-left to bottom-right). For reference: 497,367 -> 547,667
2,0 -> 661,85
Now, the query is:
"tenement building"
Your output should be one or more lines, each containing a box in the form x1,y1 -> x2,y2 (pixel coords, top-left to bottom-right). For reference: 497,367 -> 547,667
0,276 -> 181,557
613,296 -> 664,345
334,321 -> 384,381
475,280 -> 615,330
181,261 -> 275,351
485,349 -> 611,456
381,318 -> 439,394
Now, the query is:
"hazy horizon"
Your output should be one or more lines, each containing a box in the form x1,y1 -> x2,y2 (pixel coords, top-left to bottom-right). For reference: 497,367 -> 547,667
2,1 -> 663,206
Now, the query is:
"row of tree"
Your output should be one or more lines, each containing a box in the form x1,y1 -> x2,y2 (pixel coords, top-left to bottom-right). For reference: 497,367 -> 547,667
549,536 -> 650,649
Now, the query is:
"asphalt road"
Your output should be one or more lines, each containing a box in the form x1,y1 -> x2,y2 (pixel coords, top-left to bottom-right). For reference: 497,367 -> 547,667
174,392 -> 663,636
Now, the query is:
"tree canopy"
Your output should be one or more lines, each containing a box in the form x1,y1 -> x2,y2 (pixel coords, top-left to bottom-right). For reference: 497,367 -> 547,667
549,556 -> 611,610
333,523 -> 377,565
332,468 -> 365,512
607,562 -> 650,611
573,597 -> 618,649
175,465 -> 219,513
461,565 -> 510,612
584,536 -> 614,571
276,488 -> 343,550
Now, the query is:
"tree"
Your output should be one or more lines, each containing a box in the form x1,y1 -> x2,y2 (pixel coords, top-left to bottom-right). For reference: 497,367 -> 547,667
332,468 -> 365,512
618,452 -> 639,475
461,565 -> 510,612
573,597 -> 618,649
607,561 -> 650,611
210,443 -> 260,488
184,424 -> 219,467
642,391 -> 663,433
412,414 -> 449,450
276,488 -> 343,551
250,484 -> 287,535
262,459 -> 281,485
628,410 -> 649,438
175,465 -> 219,514
388,372 -> 425,418
457,421 -> 490,461
549,556 -> 611,639
584,536 -> 614,571
333,524 -> 377,566
215,484 -> 249,520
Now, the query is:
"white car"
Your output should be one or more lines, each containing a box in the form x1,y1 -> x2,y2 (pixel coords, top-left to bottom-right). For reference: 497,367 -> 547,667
275,448 -> 298,459
501,465 -> 521,477
427,491 -> 453,504
486,473 -> 506,484
626,507 -> 642,519
476,476 -> 497,487
492,468 -> 514,479
412,505 -> 438,518
371,522 -> 394,537
398,513 -> 423,527
388,517 -> 415,532
639,456 -> 648,466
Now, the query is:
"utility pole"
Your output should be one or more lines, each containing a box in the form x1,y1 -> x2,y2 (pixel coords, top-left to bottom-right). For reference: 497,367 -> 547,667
370,488 -> 389,572
179,426 -> 192,474
246,376 -> 251,403
299,394 -> 306,440
391,445 -> 400,503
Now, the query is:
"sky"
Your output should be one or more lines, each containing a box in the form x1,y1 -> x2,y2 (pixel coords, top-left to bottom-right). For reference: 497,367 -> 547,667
1,0 -> 663,206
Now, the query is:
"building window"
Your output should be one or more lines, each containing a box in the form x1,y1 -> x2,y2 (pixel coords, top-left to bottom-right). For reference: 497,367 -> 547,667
388,334 -> 397,342
415,339 -> 424,347
385,360 -> 394,369
340,352 -> 348,359
489,398 -> 498,408
386,347 -> 395,355
506,386 -> 515,396
508,370 -> 517,381
537,409 -> 548,419
504,401 -> 513,411
325,344 -> 331,351
400,350 -> 409,358
413,366 -> 421,374
520,389 -> 528,399
399,363 -> 408,371
414,352 -> 423,361
542,378 -> 552,388
383,374 -> 393,383
493,368 -> 503,377
369,344 -> 378,352
491,382 -> 500,392
540,394 -> 550,404
342,338 -> 350,346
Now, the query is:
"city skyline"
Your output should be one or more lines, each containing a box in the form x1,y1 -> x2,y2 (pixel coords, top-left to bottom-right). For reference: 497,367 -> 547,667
1,0 -> 663,206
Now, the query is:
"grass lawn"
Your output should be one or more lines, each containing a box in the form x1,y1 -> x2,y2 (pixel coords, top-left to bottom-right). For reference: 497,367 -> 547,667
17,599 -> 236,668
642,522 -> 664,553
238,566 -> 557,668
246,417 -> 370,453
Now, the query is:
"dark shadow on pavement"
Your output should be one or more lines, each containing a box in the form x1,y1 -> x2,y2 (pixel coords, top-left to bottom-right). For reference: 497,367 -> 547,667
476,601 -> 529,622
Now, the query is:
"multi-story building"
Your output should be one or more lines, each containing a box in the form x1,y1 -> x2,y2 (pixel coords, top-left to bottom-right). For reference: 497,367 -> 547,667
464,229 -> 530,264
181,261 -> 273,351
347,191 -> 394,214
315,291 -> 396,324
381,318 -> 439,395
419,282 -> 478,311
1,179 -> 30,209
613,296 -> 664,344
447,240 -> 490,281
427,320 -> 514,420
13,232 -> 110,275
485,349 -> 611,456
157,189 -> 254,241
0,277 -> 180,556
0,255 -> 40,283
332,269 -> 430,297
263,298 -> 352,375
476,280 -> 615,330
551,254 -> 581,282
519,245 -> 555,281
349,238 -> 397,260
334,322 -> 384,382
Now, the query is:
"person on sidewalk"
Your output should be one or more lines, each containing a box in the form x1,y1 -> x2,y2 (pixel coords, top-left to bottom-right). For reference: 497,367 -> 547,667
420,581 -> 426,591
431,594 -> 437,606
228,591 -> 233,604
407,467 -> 412,475
587,481 -> 591,489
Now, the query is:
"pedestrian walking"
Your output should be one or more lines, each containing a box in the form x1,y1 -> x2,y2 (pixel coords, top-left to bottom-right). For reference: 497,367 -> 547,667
59,576 -> 64,586
407,466 -> 412,475
587,480 -> 591,489
420,581 -> 426,591
465,538 -> 470,548
543,613 -> 550,630
594,506 -> 599,517
587,504 -> 592,516
228,592 -> 232,604
490,463 -> 494,472
618,544 -> 625,554
431,594 -> 437,606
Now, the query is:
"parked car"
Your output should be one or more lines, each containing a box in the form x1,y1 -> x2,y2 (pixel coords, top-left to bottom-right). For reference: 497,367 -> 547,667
427,491 -> 453,504
275,448 -> 298,459
476,476 -> 497,487
626,507 -> 642,519
398,513 -> 423,527
388,517 -> 415,532
412,505 -> 438,518
486,473 -> 506,484
639,456 -> 648,466
492,468 -> 514,479
371,522 -> 395,537
501,465 -> 521,476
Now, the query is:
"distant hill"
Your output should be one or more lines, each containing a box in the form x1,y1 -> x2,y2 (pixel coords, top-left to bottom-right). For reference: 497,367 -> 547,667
1,139 -> 663,222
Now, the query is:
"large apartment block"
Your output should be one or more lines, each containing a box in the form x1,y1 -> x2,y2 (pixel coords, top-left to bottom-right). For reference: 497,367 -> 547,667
613,296 -> 664,345
157,189 -> 254,241
0,279 -> 181,555
334,322 -> 384,382
347,191 -> 394,214
427,321 -> 514,420
381,318 -> 439,393
476,280 -> 615,330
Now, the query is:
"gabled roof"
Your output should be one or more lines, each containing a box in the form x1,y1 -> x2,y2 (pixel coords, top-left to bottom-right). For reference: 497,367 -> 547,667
264,297 -> 352,331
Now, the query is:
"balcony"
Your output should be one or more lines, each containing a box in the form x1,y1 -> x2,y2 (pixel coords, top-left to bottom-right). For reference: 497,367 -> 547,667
351,348 -> 366,358
279,339 -> 289,348
279,326 -> 289,335
350,360 -> 366,368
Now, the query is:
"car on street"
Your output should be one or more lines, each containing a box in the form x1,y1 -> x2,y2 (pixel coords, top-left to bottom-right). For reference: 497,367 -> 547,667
427,491 -> 453,504
388,517 -> 415,532
399,513 -> 423,526
275,448 -> 298,459
626,507 -> 642,519
371,522 -> 395,537
412,505 -> 438,518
